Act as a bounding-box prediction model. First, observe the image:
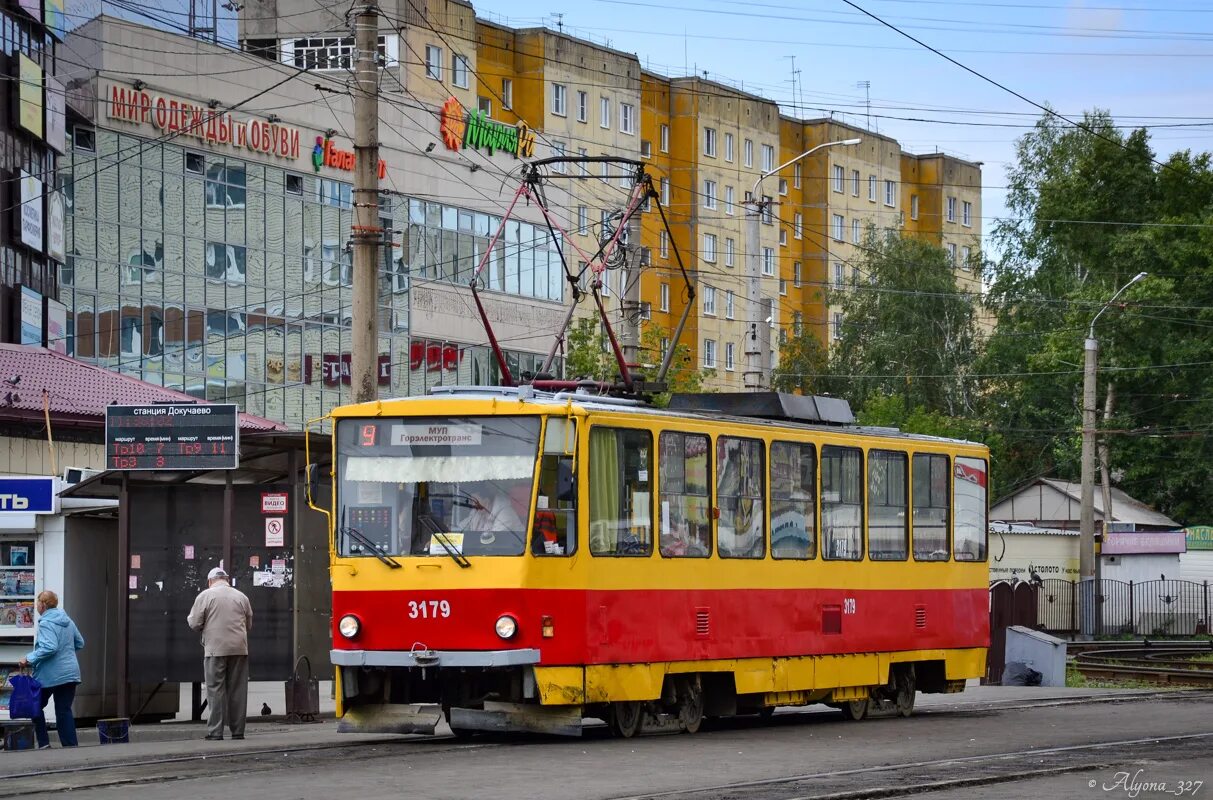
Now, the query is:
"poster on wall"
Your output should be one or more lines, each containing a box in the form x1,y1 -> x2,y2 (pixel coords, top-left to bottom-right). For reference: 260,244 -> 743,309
44,0 -> 65,41
47,190 -> 64,262
45,75 -> 65,154
16,171 -> 43,253
16,54 -> 44,139
45,297 -> 66,354
20,286 -> 43,346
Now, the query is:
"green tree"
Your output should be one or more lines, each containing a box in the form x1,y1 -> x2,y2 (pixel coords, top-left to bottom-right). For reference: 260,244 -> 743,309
771,325 -> 829,396
636,322 -> 712,407
563,317 -> 614,382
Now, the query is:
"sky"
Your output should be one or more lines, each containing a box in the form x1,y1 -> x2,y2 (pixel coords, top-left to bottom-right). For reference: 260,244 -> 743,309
68,0 -> 1213,254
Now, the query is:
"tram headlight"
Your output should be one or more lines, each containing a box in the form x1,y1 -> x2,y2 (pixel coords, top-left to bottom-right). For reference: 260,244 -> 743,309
494,614 -> 518,640
338,614 -> 361,639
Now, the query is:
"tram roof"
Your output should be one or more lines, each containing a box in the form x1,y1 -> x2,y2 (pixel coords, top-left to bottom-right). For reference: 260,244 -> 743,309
343,386 -> 987,449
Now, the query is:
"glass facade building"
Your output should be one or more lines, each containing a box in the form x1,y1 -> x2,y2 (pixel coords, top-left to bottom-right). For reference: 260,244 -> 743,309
62,126 -> 565,428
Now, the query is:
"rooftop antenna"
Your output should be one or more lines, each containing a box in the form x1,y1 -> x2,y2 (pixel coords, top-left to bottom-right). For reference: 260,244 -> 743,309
784,55 -> 803,116
856,80 -> 872,131
188,0 -> 219,43
551,12 -> 564,33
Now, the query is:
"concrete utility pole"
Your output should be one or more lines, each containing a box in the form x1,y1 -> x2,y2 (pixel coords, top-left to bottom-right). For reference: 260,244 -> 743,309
350,4 -> 381,404
745,138 -> 861,389
1080,272 -> 1147,589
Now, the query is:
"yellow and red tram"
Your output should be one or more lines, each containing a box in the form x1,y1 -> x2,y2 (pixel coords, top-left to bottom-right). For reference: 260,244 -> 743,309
317,387 -> 989,737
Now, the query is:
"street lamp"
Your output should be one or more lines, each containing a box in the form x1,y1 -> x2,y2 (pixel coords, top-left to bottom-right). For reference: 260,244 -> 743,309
743,138 -> 862,390
1079,271 -> 1147,591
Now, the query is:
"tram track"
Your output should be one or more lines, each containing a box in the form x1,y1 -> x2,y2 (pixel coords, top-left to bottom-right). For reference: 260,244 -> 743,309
1074,642 -> 1213,686
1,690 -> 1208,798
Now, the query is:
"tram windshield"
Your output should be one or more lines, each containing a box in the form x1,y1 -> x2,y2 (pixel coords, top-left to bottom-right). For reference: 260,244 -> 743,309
335,416 -> 541,558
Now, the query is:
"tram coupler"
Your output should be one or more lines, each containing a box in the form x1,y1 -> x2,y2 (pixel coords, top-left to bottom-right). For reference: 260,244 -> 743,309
336,703 -> 443,735
448,702 -> 583,737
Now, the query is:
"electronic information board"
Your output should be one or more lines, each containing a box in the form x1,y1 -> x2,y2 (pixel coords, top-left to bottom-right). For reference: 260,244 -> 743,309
105,403 -> 239,471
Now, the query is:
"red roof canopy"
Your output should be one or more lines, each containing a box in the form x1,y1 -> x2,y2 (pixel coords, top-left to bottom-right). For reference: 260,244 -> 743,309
0,344 -> 284,432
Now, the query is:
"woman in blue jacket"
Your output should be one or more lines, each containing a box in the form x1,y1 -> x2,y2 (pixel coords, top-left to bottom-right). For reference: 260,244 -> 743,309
19,590 -> 84,749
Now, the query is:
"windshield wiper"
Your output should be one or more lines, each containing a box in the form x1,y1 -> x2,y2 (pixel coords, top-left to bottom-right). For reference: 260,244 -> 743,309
416,513 -> 471,569
339,526 -> 402,569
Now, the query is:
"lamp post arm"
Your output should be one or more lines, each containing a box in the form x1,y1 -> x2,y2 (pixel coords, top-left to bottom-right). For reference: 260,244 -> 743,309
749,138 -> 863,203
1088,272 -> 1148,338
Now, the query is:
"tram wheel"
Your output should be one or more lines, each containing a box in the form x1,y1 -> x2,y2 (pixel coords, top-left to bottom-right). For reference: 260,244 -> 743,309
894,668 -> 917,718
840,698 -> 869,721
607,701 -> 644,738
678,681 -> 704,734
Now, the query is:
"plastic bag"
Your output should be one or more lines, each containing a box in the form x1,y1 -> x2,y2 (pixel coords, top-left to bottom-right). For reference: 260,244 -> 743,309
8,673 -> 42,719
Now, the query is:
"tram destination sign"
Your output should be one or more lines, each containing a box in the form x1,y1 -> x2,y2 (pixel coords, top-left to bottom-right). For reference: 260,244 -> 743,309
105,404 -> 240,471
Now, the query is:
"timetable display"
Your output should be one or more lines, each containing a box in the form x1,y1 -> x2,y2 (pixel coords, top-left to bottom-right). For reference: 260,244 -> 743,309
105,404 -> 239,471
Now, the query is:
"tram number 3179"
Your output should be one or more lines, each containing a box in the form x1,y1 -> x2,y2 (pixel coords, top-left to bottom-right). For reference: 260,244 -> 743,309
408,600 -> 451,619
843,598 -> 857,615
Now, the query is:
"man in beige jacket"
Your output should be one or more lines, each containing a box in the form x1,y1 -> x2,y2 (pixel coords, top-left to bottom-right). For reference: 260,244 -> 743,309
187,567 -> 253,741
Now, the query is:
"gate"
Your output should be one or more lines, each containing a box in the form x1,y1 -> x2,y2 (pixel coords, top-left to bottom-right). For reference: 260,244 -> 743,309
987,580 -> 1038,684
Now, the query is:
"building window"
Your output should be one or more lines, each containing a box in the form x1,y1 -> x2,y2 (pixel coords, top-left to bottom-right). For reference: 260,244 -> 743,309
601,160 -> 610,183
641,140 -> 651,158
477,96 -> 492,116
725,342 -> 735,372
793,262 -> 801,287
947,242 -> 957,265
724,186 -> 735,215
852,218 -> 861,244
703,180 -> 717,209
704,339 -> 716,369
578,206 -> 588,235
621,103 -> 640,134
285,173 -> 303,194
779,229 -> 787,246
185,152 -> 205,174
762,195 -> 774,224
910,194 -> 919,220
868,174 -> 877,202
452,54 -> 469,88
744,139 -> 753,168
551,141 -> 566,172
425,45 -> 442,79
724,132 -> 734,162
725,290 -> 735,319
832,214 -> 845,241
794,212 -> 803,239
661,177 -> 670,205
205,162 -> 247,209
702,233 -> 717,262
778,178 -> 788,196
703,285 -> 716,315
833,262 -> 844,288
762,247 -> 774,275
831,312 -> 843,340
660,230 -> 669,258
961,245 -> 972,269
725,237 -> 735,267
963,200 -> 973,227
794,162 -> 801,189
502,78 -> 513,108
660,282 -> 670,311
318,178 -> 353,208
574,91 -> 587,123
552,83 -> 567,116
884,179 -> 896,207
847,169 -> 857,197
793,311 -> 802,335
762,144 -> 774,172
779,278 -> 787,295
600,96 -> 611,128
946,196 -> 957,222
832,164 -> 844,193
660,124 -> 669,152
704,127 -> 717,157
206,241 -> 247,284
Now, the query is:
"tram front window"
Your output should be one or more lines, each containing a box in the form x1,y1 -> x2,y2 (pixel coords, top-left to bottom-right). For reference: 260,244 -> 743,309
335,416 -> 541,557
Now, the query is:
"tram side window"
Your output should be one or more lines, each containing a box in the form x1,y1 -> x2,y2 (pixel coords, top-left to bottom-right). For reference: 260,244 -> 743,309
770,441 -> 816,559
822,445 -> 863,560
867,449 -> 908,560
589,427 -> 653,556
912,453 -> 949,561
716,437 -> 765,558
659,431 -> 712,557
533,418 -> 577,556
953,456 -> 988,561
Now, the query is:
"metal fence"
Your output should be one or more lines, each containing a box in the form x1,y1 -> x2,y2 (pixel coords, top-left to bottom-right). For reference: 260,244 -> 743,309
1029,578 -> 1212,637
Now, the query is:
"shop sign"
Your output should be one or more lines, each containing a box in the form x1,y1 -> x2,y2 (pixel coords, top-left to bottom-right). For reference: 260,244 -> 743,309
440,96 -> 535,159
105,84 -> 302,160
45,297 -> 67,354
47,190 -> 65,263
0,476 -> 58,514
17,54 -> 43,139
1186,525 -> 1213,552
311,136 -> 387,179
1102,530 -> 1187,555
45,75 -> 65,154
19,286 -> 42,346
16,171 -> 43,253
303,353 -> 391,387
409,341 -> 462,372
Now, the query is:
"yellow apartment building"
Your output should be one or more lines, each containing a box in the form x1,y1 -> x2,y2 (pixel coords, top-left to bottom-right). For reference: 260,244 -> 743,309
901,153 -> 984,295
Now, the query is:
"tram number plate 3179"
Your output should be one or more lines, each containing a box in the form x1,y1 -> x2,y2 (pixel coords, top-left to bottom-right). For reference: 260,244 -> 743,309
408,600 -> 451,619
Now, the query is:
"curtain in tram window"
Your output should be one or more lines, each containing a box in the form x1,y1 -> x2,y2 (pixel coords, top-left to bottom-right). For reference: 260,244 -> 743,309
589,427 -> 620,554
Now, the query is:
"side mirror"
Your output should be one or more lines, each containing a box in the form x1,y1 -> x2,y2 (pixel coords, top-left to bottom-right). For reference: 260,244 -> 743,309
306,463 -> 323,511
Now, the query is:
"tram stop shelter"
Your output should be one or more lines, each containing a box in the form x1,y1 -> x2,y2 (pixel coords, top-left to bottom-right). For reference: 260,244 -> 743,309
61,431 -> 334,720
